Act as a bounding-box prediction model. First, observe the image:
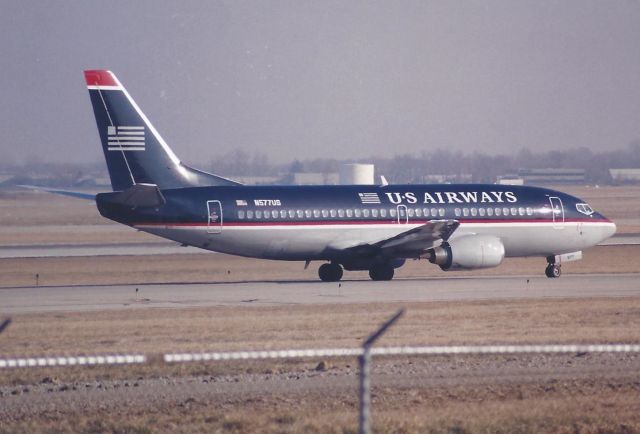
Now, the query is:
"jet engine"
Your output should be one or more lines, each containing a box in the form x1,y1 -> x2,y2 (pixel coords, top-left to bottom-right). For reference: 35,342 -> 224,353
427,235 -> 505,271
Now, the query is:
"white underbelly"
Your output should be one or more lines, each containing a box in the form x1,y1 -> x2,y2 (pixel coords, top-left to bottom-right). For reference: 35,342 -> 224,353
135,220 -> 611,260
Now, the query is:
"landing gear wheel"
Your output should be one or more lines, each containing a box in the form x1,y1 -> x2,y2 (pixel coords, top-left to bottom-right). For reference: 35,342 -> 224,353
318,263 -> 343,282
369,263 -> 395,281
545,264 -> 561,278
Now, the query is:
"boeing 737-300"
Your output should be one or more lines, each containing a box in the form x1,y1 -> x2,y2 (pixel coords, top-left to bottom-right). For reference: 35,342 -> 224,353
65,70 -> 616,281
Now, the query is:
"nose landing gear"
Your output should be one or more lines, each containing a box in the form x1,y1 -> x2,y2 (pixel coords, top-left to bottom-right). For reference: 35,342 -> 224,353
545,256 -> 562,278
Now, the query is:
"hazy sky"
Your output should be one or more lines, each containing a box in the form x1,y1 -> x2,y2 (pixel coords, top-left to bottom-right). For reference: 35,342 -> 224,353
1,1 -> 639,165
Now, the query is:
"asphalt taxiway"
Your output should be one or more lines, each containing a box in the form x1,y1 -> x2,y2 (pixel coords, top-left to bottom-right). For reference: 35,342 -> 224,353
2,273 -> 639,314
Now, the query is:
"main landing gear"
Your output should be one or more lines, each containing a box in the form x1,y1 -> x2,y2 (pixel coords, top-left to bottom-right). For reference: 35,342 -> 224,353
318,263 -> 343,282
318,262 -> 395,281
545,256 -> 562,278
368,263 -> 394,281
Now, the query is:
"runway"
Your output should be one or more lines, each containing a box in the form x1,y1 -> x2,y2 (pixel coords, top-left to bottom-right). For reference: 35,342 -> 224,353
3,273 -> 639,314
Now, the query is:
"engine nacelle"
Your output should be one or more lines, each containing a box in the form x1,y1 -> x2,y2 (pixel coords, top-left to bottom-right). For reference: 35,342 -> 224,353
427,235 -> 505,271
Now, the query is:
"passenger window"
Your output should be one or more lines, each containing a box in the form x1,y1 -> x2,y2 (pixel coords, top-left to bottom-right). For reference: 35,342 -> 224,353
380,209 -> 387,218
363,209 -> 370,218
398,208 -> 406,217
390,209 -> 397,217
511,207 -> 518,216
415,208 -> 422,217
479,208 -> 486,217
439,209 -> 445,217
338,209 -> 345,218
238,210 -> 245,219
430,208 -> 438,217
407,208 -> 415,217
247,210 -> 254,219
313,209 -> 320,218
423,208 -> 430,217
503,208 -> 510,216
322,209 -> 329,218
495,208 -> 501,216
263,211 -> 270,219
346,209 -> 353,218
305,210 -> 312,218
371,209 -> 378,217
256,210 -> 263,219
470,208 -> 477,217
330,209 -> 337,217
518,207 -> 525,216
280,210 -> 287,218
296,210 -> 304,218
526,207 -> 533,216
454,208 -> 461,217
463,208 -> 469,217
487,207 -> 494,216
288,210 -> 295,218
354,209 -> 362,218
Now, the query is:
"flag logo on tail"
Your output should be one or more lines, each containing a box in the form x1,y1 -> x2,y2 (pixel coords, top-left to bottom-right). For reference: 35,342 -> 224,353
359,192 -> 381,204
107,126 -> 145,151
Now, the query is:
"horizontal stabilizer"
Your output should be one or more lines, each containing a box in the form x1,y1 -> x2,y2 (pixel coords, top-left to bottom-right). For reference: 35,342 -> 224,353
19,185 -> 96,201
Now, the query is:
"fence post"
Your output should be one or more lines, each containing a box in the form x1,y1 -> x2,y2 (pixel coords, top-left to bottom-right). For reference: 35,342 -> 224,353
0,318 -> 10,335
359,309 -> 404,434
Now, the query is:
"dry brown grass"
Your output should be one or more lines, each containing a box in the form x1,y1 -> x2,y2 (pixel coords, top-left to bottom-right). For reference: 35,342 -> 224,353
3,379 -> 640,433
2,297 -> 640,384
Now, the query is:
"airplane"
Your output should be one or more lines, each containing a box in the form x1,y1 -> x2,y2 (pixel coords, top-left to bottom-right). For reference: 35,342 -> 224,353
71,69 -> 616,282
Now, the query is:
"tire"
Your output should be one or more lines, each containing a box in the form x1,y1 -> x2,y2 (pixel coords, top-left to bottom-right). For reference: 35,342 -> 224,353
369,264 -> 394,281
318,263 -> 343,282
545,264 -> 561,278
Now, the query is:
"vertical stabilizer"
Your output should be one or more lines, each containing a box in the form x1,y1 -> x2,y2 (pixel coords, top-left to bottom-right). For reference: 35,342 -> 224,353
84,70 -> 240,191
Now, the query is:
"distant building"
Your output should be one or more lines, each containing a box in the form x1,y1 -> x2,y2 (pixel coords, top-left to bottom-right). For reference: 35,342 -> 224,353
339,164 -> 375,185
609,168 -> 640,183
517,168 -> 585,185
419,174 -> 472,184
232,175 -> 280,185
496,175 -> 524,186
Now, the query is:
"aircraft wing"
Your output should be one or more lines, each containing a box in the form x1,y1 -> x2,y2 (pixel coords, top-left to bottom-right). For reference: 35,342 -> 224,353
329,220 -> 460,259
374,219 -> 460,256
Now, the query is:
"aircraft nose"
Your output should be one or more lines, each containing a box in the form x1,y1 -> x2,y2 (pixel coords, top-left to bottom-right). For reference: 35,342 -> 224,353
601,220 -> 617,241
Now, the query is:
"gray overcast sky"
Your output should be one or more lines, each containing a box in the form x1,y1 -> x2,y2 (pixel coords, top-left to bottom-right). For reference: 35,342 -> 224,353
1,1 -> 639,165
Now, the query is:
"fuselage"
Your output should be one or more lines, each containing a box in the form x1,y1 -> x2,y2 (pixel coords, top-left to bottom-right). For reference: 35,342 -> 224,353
96,183 -> 616,262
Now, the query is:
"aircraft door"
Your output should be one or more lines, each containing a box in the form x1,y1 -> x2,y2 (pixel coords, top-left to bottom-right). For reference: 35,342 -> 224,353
397,205 -> 408,224
549,197 -> 564,228
207,200 -> 223,234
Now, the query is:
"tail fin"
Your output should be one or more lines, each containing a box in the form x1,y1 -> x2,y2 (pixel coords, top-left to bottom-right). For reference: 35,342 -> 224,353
84,70 -> 240,191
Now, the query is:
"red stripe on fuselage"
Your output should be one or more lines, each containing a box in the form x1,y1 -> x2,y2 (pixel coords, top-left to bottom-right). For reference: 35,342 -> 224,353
132,218 -> 612,227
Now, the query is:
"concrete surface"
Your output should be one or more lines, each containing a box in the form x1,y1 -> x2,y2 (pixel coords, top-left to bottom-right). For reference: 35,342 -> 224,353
2,273 -> 639,314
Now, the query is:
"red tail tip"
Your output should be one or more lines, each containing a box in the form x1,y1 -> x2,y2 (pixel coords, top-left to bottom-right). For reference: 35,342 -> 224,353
84,70 -> 118,86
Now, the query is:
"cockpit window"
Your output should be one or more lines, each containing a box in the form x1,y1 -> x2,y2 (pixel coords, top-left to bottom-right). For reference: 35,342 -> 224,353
576,203 -> 594,216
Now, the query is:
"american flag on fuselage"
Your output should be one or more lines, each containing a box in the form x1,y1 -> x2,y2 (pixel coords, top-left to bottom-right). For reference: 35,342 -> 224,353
359,192 -> 381,204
